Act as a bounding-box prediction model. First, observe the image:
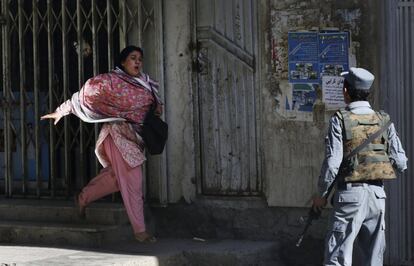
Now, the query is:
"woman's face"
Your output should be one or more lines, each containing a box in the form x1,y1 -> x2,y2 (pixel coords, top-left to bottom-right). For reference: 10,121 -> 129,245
121,50 -> 143,77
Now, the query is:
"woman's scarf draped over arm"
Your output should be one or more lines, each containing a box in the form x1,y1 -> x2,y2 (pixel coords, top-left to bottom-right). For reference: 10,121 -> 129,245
69,73 -> 125,123
73,71 -> 154,125
71,91 -> 125,123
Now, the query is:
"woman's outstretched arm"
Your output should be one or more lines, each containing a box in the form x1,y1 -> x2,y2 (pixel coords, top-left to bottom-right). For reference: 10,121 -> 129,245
40,99 -> 73,125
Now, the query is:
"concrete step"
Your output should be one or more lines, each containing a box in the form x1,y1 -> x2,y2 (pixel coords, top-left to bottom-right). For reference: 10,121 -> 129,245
167,239 -> 283,266
151,196 -> 327,241
0,220 -> 132,248
0,199 -> 129,225
0,238 -> 285,266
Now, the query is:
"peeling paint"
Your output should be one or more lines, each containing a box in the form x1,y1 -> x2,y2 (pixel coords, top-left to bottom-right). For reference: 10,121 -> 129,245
268,1 -> 361,123
336,9 -> 362,35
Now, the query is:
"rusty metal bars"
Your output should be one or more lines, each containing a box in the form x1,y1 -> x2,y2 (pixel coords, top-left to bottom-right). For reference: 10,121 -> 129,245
47,0 -> 56,197
76,0 -> 86,188
91,0 -> 100,177
17,0 -> 27,195
120,0 -> 127,49
91,0 -> 99,76
62,0 -> 70,196
107,0 -> 113,71
32,0 -> 41,197
4,0 -> 11,197
136,0 -> 142,46
1,0 -> 12,197
126,0 -> 142,47
0,0 -> 143,198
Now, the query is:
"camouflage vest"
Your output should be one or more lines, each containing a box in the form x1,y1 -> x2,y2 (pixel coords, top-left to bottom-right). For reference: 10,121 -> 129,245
337,109 -> 396,182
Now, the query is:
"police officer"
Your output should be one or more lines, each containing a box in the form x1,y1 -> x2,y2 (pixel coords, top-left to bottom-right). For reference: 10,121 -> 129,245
312,67 -> 407,265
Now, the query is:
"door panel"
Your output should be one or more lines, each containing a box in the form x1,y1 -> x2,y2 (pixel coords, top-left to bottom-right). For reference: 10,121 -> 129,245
196,0 -> 258,195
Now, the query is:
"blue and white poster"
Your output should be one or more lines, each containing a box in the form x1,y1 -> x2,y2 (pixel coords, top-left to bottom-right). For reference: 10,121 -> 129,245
287,31 -> 349,112
288,31 -> 349,83
319,32 -> 349,78
288,32 -> 319,83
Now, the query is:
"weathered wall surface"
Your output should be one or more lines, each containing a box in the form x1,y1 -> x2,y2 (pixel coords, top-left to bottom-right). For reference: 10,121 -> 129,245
160,0 -> 380,206
260,0 -> 380,206
163,0 -> 196,203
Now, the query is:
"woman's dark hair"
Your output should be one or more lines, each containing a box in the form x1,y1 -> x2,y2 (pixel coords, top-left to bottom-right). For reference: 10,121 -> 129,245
116,45 -> 143,70
344,79 -> 370,101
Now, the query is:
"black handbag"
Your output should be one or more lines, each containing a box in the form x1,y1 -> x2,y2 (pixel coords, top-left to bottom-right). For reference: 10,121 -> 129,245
141,95 -> 168,155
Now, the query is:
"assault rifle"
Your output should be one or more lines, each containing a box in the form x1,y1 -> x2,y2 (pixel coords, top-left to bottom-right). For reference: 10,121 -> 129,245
295,180 -> 335,247
295,207 -> 322,247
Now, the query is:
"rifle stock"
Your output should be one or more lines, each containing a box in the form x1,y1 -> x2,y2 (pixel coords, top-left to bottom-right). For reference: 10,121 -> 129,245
295,207 -> 321,247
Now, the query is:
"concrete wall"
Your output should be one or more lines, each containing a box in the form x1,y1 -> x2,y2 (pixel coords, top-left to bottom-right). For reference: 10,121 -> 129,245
258,0 -> 380,206
160,0 -> 380,207
162,0 -> 197,203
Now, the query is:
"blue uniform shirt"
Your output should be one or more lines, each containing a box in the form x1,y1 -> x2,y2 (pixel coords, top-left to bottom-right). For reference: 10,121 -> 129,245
318,101 -> 408,197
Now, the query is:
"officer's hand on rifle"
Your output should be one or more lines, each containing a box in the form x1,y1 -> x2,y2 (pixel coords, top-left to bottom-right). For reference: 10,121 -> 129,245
312,196 -> 327,213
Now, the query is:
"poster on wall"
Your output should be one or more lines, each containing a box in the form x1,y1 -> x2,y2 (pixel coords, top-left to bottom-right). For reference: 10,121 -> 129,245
287,31 -> 349,112
288,32 -> 319,83
290,83 -> 318,112
319,32 -> 349,78
322,76 -> 346,110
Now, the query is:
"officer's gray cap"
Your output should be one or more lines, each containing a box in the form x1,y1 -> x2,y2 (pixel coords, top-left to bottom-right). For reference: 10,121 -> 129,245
340,67 -> 375,91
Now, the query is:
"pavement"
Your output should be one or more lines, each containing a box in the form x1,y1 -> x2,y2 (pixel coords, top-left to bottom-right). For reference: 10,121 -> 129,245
0,238 -> 281,266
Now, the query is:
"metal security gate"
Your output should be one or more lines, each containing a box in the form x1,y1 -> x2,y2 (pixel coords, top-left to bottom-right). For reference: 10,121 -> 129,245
0,0 -> 166,201
381,0 -> 414,264
195,0 -> 259,195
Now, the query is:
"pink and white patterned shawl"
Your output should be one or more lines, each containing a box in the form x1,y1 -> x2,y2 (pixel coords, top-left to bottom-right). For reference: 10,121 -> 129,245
59,68 -> 160,168
73,67 -> 160,125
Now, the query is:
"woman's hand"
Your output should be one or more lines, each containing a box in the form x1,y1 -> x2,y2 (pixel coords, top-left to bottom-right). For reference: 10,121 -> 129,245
40,112 -> 63,125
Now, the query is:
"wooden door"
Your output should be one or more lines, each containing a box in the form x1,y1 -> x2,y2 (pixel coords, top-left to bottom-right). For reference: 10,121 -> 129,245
196,0 -> 259,195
